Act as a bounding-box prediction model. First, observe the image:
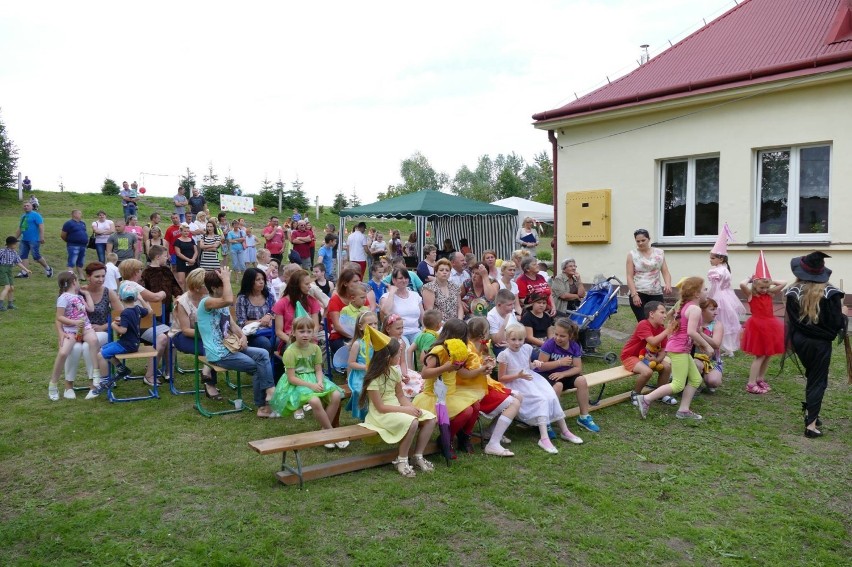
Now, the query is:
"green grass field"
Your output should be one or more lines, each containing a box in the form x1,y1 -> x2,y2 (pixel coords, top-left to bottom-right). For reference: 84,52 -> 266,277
0,190 -> 849,566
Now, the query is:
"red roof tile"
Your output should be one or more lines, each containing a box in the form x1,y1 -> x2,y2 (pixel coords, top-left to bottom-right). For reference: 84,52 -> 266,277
533,0 -> 852,123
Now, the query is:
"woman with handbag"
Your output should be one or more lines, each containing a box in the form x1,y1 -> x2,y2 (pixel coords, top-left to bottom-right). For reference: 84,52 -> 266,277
197,266 -> 277,418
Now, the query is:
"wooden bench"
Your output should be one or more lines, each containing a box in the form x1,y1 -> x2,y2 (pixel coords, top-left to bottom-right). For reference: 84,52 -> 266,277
561,365 -> 639,418
248,424 -> 440,488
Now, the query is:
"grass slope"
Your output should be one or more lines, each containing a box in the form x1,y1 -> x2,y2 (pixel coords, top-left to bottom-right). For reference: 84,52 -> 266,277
0,190 -> 849,566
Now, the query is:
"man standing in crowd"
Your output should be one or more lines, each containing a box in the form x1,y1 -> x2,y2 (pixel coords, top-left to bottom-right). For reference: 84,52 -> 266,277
107,219 -> 138,263
120,181 -> 138,220
346,221 -> 369,277
173,186 -> 188,223
290,220 -> 313,269
262,216 -> 285,264
164,213 -> 182,269
188,187 -> 207,217
60,209 -> 89,281
15,201 -> 53,278
143,212 -> 161,241
449,252 -> 470,288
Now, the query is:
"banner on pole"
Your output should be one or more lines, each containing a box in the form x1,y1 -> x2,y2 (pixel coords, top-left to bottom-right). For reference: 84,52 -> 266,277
219,195 -> 256,214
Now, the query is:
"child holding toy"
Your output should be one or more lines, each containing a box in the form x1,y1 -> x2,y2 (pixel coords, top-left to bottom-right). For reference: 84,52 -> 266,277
620,301 -> 676,406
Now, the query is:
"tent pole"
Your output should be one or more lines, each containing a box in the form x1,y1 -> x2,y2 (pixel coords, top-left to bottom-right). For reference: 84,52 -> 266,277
548,129 -> 559,269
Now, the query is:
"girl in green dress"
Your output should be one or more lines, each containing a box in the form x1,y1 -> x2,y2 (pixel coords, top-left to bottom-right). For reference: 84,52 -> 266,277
358,327 -> 437,478
271,316 -> 346,447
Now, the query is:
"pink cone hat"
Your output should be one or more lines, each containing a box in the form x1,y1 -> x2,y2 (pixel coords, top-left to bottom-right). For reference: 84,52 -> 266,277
753,250 -> 771,280
711,222 -> 735,256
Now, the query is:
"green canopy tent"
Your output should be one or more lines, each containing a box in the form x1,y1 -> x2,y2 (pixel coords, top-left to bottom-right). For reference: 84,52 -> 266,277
338,190 -> 518,272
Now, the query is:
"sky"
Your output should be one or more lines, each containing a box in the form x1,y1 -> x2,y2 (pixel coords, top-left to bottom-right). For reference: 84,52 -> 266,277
1,0 -> 735,206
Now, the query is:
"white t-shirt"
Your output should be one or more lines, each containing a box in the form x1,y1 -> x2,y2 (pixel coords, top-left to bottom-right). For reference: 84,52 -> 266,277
189,221 -> 206,243
370,240 -> 387,254
386,292 -> 423,336
105,262 -> 121,291
498,278 -> 519,295
347,231 -> 368,262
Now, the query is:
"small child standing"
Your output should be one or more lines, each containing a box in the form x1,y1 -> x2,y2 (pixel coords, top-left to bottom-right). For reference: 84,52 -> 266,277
346,311 -> 379,420
620,301 -> 676,406
104,252 -> 121,292
244,226 -> 257,268
90,284 -> 150,397
49,271 -> 103,400
318,233 -> 337,281
538,318 -> 601,433
707,225 -> 744,356
339,283 -> 370,337
227,221 -> 246,278
497,325 -> 582,453
270,316 -> 345,446
695,298 -> 724,391
0,236 -> 30,310
312,263 -> 334,297
740,252 -> 786,394
410,309 -> 441,371
384,314 -> 424,398
358,330 -> 437,478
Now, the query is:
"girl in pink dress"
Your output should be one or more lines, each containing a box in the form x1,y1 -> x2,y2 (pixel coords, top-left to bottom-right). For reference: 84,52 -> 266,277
707,224 -> 744,356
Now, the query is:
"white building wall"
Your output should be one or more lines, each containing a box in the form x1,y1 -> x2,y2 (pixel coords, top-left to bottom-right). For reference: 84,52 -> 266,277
550,77 -> 852,290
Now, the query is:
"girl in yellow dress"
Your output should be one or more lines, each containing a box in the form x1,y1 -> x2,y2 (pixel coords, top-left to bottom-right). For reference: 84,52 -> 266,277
358,327 -> 436,478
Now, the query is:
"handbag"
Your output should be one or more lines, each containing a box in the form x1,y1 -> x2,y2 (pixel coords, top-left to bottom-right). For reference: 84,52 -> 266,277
223,334 -> 244,353
87,234 -> 97,250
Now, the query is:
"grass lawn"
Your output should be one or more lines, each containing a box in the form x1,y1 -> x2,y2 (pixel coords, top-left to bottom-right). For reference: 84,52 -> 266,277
0,190 -> 849,566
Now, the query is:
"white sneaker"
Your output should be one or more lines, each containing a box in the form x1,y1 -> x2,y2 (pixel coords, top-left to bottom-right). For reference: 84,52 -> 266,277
323,443 -> 336,449
335,440 -> 350,449
84,390 -> 99,400
303,404 -> 313,412
63,389 -> 77,400
48,385 -> 60,401
294,409 -> 305,420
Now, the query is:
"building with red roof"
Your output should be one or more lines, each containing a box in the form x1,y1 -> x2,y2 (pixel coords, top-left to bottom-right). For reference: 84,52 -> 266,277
533,0 -> 852,285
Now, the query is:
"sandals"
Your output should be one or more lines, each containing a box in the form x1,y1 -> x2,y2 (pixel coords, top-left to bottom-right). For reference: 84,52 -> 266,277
746,383 -> 767,395
756,380 -> 772,392
204,383 -> 224,401
256,406 -> 281,418
392,457 -> 416,478
412,455 -> 435,471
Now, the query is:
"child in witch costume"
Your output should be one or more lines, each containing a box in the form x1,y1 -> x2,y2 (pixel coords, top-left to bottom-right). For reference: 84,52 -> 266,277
706,223 -> 744,356
358,325 -> 437,477
740,251 -> 786,394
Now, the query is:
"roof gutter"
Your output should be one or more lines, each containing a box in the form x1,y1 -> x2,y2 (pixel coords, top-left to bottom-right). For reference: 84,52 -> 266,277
548,129 -> 559,269
533,50 -> 852,122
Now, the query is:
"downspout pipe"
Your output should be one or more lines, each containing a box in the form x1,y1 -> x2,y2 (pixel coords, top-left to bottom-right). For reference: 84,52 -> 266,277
548,129 -> 559,270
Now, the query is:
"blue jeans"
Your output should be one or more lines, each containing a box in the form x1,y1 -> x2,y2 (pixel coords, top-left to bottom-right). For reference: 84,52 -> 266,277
67,244 -> 87,268
123,204 -> 137,220
18,240 -> 42,261
95,242 -> 107,263
230,249 -> 245,272
171,333 -> 217,385
214,347 -> 273,408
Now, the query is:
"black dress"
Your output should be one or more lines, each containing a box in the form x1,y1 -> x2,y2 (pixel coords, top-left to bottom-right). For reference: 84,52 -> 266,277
174,238 -> 198,273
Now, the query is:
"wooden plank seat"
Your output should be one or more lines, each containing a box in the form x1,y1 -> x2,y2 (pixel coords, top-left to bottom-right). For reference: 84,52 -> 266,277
108,301 -> 164,403
561,365 -> 640,418
249,424 -> 442,488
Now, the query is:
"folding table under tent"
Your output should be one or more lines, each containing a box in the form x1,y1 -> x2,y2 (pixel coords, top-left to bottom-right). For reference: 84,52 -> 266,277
338,190 -> 519,272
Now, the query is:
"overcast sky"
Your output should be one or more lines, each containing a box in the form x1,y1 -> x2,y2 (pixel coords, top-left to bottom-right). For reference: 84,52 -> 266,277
1,0 -> 733,205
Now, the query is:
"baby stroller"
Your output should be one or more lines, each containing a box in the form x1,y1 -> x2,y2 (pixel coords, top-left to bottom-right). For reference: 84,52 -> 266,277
565,276 -> 623,365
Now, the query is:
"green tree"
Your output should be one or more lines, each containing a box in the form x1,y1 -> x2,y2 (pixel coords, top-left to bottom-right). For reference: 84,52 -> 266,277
524,151 -> 553,204
201,162 -> 227,202
0,112 -> 19,190
256,175 -> 277,208
330,191 -> 349,214
378,152 -> 447,199
451,155 -> 495,202
349,187 -> 361,208
284,177 -> 310,213
179,167 -> 196,192
101,177 -> 120,196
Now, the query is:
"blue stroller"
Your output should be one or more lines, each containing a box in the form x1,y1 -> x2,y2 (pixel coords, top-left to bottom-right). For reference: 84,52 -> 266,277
566,276 -> 623,365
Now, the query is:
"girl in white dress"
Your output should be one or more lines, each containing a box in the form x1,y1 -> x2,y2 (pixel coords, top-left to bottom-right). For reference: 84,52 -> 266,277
496,325 -> 583,454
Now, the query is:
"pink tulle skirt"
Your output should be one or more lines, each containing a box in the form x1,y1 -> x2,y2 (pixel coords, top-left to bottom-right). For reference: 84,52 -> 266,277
710,288 -> 745,354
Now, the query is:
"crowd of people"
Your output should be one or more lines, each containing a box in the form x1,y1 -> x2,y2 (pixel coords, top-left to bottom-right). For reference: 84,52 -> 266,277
4,192 -> 846,477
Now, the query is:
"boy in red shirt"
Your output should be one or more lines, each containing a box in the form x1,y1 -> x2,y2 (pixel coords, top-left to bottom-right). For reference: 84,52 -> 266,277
621,301 -> 676,406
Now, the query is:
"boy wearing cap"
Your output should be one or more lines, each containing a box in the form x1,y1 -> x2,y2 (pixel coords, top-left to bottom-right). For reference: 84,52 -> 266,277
89,286 -> 150,397
0,236 -> 31,310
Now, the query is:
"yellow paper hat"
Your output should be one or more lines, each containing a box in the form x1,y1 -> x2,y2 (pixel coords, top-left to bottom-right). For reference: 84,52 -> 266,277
673,277 -> 688,289
362,325 -> 391,361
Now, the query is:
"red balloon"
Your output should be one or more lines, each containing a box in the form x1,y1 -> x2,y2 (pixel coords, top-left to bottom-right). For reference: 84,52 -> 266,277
139,187 -> 146,194
425,230 -> 431,237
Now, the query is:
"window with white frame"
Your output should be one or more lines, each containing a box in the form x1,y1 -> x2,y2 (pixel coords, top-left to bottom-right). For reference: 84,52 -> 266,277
757,144 -> 830,239
659,155 -> 719,241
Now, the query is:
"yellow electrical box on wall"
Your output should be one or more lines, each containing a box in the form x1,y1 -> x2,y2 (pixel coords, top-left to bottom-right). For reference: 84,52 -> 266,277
565,189 -> 611,243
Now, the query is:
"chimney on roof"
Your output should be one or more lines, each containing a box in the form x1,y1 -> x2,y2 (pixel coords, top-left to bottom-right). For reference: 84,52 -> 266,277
640,44 -> 650,65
